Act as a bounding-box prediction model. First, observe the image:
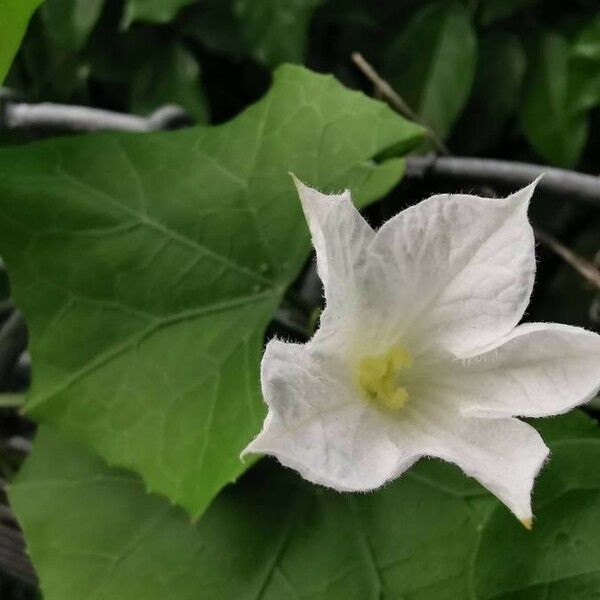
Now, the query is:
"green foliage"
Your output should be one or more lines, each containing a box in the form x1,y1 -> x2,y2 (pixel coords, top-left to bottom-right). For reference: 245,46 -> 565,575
6,0 -> 599,166
234,0 -> 324,67
130,41 -> 209,120
10,412 -> 600,599
0,65 -> 422,519
453,32 -> 526,153
39,0 -> 104,52
473,414 -> 600,598
384,2 -> 477,140
0,0 -> 43,84
574,12 -> 600,62
187,0 -> 324,67
122,0 -> 195,27
520,33 -> 591,167
477,0 -> 537,26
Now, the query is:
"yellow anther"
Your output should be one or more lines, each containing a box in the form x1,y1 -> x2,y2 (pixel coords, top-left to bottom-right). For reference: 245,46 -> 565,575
380,388 -> 409,411
390,346 -> 413,369
357,345 -> 412,411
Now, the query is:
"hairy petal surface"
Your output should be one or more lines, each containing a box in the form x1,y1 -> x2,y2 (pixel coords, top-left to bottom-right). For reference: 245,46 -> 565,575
363,182 -> 537,357
294,177 -> 374,343
441,323 -> 600,418
405,397 -> 549,520
243,339 -> 420,490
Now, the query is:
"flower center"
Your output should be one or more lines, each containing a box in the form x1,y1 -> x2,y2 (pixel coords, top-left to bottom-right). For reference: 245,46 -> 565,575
357,346 -> 413,411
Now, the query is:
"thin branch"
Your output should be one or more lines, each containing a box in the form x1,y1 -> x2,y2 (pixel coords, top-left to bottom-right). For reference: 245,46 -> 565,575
405,155 -> 600,206
5,436 -> 32,454
535,228 -> 600,292
351,52 -> 450,155
1,101 -> 191,133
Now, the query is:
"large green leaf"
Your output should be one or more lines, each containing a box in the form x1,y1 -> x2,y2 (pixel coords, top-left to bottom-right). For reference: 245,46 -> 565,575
384,1 -> 477,140
453,32 -> 526,153
10,412 -> 600,599
0,0 -> 43,84
520,32 -> 598,167
0,65 -> 423,519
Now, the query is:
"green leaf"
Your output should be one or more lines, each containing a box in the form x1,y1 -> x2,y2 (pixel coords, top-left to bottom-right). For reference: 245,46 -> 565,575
569,15 -> 600,115
130,42 -> 209,122
185,0 -> 324,67
234,0 -> 324,67
474,415 -> 600,598
181,1 -> 242,58
478,0 -> 536,27
8,19 -> 88,103
384,1 -> 477,140
122,0 -> 196,27
85,17 -> 161,84
520,33 -> 589,167
39,0 -> 105,52
573,12 -> 600,62
453,32 -> 526,153
0,0 -> 43,84
0,65 -> 423,519
10,412 -> 600,599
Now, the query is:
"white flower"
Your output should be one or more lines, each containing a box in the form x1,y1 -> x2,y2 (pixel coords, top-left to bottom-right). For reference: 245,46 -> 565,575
243,176 -> 600,526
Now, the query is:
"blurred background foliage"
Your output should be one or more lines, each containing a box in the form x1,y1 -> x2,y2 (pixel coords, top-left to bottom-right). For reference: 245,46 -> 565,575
5,0 -> 600,168
10,0 -> 597,334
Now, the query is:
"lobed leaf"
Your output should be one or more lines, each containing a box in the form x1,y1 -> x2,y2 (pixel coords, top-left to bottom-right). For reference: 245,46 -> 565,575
0,65 -> 423,518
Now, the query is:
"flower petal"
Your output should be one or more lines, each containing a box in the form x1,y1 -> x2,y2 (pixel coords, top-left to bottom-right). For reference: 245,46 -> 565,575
405,400 -> 548,521
243,338 -> 420,491
440,322 -> 600,418
292,176 -> 374,331
363,181 -> 538,357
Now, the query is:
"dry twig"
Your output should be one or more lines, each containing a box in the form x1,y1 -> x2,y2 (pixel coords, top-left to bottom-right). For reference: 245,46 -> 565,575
535,228 -> 600,292
351,52 -> 450,155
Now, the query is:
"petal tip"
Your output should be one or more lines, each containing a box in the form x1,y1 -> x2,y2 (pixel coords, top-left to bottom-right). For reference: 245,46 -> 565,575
289,171 -> 303,188
532,172 -> 545,184
520,517 -> 533,530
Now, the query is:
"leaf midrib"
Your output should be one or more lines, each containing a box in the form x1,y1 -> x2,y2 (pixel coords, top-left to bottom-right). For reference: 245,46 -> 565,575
26,289 -> 276,412
54,163 -> 273,288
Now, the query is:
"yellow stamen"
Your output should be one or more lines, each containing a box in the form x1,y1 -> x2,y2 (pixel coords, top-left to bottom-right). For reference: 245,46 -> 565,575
357,345 -> 412,411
